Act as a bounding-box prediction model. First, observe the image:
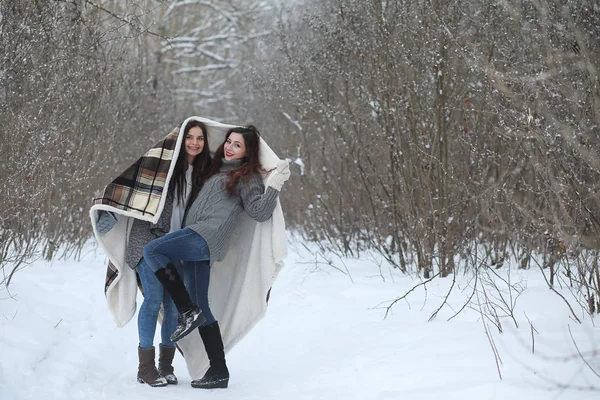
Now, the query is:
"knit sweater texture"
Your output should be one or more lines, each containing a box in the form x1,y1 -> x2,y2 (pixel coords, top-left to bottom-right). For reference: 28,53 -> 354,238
125,192 -> 174,269
184,158 -> 279,263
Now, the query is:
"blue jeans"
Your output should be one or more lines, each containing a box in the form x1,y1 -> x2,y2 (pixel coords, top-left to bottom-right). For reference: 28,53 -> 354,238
137,258 -> 180,349
143,228 -> 215,324
184,261 -> 216,326
143,228 -> 210,273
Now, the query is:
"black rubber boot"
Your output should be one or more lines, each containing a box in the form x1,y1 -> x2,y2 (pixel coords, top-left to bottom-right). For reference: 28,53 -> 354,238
191,321 -> 230,389
154,264 -> 205,342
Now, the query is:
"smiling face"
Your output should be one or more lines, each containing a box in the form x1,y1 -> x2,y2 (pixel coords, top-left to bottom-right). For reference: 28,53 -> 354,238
223,132 -> 247,161
185,126 -> 205,164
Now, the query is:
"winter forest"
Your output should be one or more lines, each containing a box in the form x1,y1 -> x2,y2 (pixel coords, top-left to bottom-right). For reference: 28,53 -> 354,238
2,0 -> 600,397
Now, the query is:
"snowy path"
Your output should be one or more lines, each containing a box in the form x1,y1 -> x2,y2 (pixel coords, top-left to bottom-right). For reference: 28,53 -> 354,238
1,241 -> 599,400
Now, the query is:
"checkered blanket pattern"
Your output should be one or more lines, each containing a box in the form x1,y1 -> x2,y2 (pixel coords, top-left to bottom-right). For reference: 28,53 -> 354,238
92,127 -> 179,293
93,128 -> 179,218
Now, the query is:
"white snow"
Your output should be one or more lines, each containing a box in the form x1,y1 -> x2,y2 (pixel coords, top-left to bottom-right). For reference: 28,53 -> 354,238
293,158 -> 305,176
1,239 -> 599,400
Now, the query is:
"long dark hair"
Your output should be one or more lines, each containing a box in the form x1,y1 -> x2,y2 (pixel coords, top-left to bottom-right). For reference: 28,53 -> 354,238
170,120 -> 211,204
210,125 -> 262,196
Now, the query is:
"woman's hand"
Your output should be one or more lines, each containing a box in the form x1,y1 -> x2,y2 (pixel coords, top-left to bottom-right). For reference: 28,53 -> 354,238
266,160 -> 291,191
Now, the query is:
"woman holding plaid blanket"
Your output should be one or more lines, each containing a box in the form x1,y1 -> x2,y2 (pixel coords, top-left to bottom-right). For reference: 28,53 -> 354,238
97,120 -> 212,387
142,125 -> 291,389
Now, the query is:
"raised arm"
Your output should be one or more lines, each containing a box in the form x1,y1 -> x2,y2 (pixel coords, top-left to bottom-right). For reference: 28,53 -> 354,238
239,175 -> 279,222
240,160 -> 291,222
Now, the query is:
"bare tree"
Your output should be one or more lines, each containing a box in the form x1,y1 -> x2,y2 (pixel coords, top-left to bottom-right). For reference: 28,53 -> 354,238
0,0 -> 177,290
153,0 -> 273,120
232,0 -> 600,318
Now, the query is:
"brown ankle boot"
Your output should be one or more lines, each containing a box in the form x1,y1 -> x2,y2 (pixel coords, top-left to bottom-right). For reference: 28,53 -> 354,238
158,344 -> 178,384
137,346 -> 168,387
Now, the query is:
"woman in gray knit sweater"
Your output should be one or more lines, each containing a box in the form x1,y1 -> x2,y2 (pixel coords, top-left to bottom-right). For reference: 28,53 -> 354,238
142,125 -> 291,390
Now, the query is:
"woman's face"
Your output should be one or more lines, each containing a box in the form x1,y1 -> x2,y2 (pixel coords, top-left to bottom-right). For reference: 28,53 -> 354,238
224,132 -> 246,161
185,126 -> 205,161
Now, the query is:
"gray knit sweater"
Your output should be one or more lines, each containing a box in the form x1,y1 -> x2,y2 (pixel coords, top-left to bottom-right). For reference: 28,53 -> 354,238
125,192 -> 174,269
184,158 -> 279,263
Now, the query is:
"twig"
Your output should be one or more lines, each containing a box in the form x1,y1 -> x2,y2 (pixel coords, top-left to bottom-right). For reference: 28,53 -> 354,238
429,268 -> 457,321
384,271 -> 440,318
447,269 -> 479,321
478,292 -> 503,380
335,255 -> 354,284
568,325 -> 600,379
533,259 -> 582,323
83,0 -> 171,41
523,312 -> 538,354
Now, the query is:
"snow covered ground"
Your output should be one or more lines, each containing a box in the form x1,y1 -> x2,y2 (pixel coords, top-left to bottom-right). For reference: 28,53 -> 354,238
1,238 -> 599,400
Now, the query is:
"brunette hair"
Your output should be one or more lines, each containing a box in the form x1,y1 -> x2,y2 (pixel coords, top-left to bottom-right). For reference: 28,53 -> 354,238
210,125 -> 262,195
170,120 -> 211,203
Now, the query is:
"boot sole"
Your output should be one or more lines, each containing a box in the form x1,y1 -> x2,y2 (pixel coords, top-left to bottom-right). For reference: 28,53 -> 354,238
137,377 -> 168,387
159,370 -> 178,384
190,378 -> 229,389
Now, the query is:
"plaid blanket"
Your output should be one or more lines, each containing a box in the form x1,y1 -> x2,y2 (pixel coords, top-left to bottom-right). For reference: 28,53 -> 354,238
92,127 -> 180,294
93,127 -> 179,219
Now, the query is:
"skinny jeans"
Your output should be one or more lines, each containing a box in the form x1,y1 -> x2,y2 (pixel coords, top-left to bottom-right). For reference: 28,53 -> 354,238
136,258 -> 180,349
143,227 -> 216,325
